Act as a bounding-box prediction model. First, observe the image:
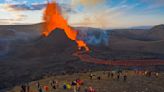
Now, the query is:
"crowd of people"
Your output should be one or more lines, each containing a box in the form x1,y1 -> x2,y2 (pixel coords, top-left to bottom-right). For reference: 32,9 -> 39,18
20,77 -> 96,92
20,70 -> 160,92
89,71 -> 128,82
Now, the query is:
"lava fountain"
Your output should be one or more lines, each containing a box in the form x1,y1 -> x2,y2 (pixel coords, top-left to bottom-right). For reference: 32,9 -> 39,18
42,1 -> 89,51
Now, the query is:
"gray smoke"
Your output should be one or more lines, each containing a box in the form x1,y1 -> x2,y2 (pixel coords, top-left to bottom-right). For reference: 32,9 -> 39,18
77,28 -> 110,46
0,28 -> 40,56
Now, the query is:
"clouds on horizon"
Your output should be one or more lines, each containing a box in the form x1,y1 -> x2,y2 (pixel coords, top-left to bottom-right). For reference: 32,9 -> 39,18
2,3 -> 45,11
68,0 -> 164,28
0,0 -> 164,28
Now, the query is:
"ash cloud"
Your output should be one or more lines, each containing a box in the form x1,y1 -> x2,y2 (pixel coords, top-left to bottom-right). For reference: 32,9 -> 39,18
77,28 -> 110,46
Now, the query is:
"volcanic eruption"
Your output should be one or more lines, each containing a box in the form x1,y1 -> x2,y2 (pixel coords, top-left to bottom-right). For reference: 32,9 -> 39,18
42,0 -> 89,51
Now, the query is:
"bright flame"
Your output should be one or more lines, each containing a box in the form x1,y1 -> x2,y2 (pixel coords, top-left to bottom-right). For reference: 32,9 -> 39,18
43,1 -> 89,51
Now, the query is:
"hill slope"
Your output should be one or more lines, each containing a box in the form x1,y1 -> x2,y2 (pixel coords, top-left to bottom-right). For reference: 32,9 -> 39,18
0,28 -> 108,89
0,24 -> 164,90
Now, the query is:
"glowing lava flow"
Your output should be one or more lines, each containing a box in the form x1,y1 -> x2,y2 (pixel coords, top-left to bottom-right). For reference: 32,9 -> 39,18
42,1 -> 89,51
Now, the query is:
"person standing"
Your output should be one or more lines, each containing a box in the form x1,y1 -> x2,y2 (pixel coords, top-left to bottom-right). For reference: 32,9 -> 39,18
43,85 -> 49,92
50,80 -> 57,90
38,86 -> 43,92
20,84 -> 26,92
36,82 -> 43,92
71,80 -> 77,92
155,72 -> 159,78
108,72 -> 111,78
111,72 -> 114,79
123,73 -> 127,82
97,76 -> 101,80
90,73 -> 94,80
117,73 -> 120,80
26,83 -> 30,92
88,86 -> 96,92
36,81 -> 40,89
76,82 -> 81,92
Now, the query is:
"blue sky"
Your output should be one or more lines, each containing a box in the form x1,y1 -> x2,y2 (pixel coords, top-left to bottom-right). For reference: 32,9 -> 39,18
0,0 -> 164,28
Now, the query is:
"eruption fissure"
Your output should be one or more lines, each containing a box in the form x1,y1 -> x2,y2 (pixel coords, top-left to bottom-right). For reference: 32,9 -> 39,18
42,1 -> 89,51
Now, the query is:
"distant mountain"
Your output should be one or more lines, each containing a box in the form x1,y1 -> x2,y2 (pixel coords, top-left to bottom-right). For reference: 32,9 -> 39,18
97,24 -> 164,59
151,24 -> 164,30
148,24 -> 164,40
0,23 -> 41,43
129,25 -> 153,29
1,23 -> 164,59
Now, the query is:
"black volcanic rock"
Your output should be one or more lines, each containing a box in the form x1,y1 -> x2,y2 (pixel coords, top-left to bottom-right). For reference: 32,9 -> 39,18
12,28 -> 77,59
0,28 -> 79,89
37,28 -> 77,53
0,29 -> 16,38
1,23 -> 164,90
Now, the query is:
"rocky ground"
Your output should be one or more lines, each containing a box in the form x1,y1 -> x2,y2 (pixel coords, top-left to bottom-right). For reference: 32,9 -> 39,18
8,71 -> 164,92
1,24 -> 164,91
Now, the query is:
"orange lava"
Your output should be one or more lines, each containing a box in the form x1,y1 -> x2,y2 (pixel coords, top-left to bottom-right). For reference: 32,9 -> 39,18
42,2 -> 89,51
74,52 -> 164,66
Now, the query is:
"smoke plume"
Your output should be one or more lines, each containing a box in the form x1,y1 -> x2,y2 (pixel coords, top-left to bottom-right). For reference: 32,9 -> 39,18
77,28 -> 110,46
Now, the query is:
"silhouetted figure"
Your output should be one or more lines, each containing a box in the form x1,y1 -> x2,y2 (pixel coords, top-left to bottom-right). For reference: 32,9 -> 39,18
76,83 -> 81,92
50,80 -> 56,90
72,81 -> 77,92
72,81 -> 77,86
108,72 -> 111,78
44,85 -> 49,92
147,71 -> 151,77
88,86 -> 96,92
97,76 -> 101,80
63,84 -> 67,90
123,73 -> 127,82
36,82 -> 42,92
145,71 -> 152,77
84,87 -> 88,92
55,80 -> 59,88
90,73 -> 94,80
103,71 -> 106,75
155,72 -> 159,78
117,73 -> 120,80
38,87 -> 43,92
36,81 -> 40,89
76,79 -> 84,85
20,84 -> 26,92
111,73 -> 114,79
26,83 -> 30,92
